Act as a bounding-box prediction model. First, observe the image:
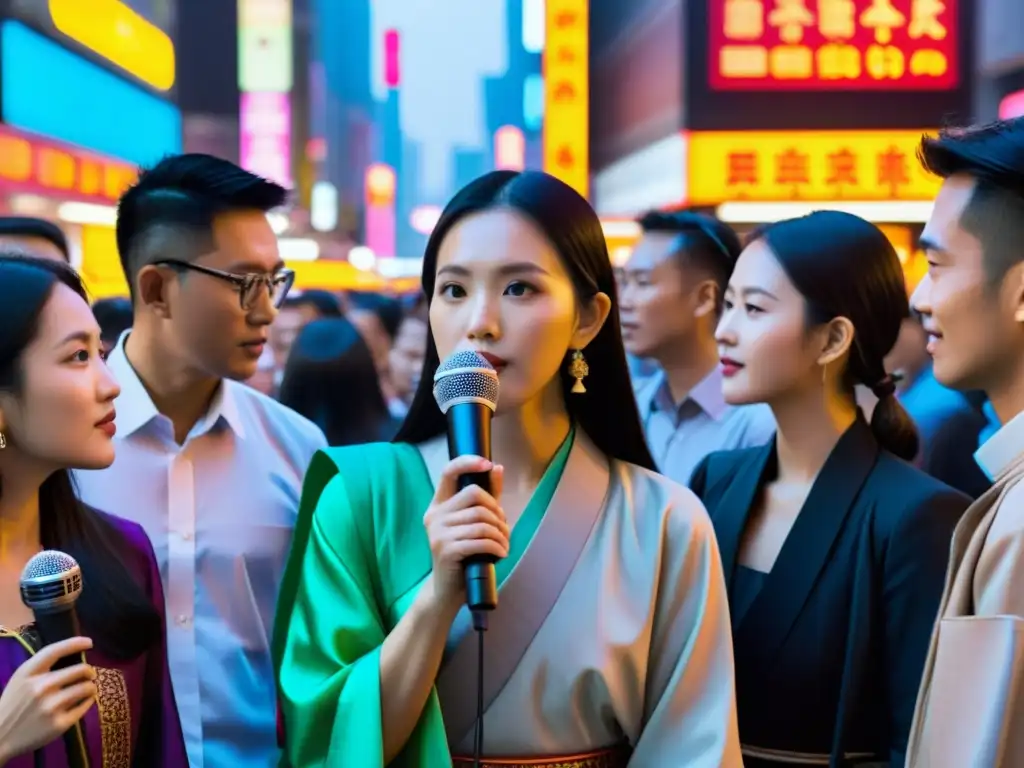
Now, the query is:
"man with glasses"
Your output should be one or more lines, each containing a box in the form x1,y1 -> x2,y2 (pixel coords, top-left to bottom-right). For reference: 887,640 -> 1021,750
618,210 -> 775,486
74,154 -> 327,768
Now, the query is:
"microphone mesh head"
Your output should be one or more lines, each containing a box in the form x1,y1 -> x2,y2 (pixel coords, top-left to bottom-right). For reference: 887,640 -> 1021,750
22,550 -> 79,580
433,350 -> 499,414
20,550 -> 82,612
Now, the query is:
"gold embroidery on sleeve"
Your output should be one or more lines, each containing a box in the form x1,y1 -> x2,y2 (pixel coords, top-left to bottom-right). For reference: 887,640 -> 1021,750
95,666 -> 131,768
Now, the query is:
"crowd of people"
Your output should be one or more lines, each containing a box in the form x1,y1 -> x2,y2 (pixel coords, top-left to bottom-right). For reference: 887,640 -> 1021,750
0,117 -> 1021,767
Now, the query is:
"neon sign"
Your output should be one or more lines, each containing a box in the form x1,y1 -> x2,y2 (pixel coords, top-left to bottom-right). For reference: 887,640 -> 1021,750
709,0 -> 958,90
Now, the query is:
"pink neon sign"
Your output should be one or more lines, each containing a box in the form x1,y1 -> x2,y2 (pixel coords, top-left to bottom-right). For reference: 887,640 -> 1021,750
240,92 -> 292,187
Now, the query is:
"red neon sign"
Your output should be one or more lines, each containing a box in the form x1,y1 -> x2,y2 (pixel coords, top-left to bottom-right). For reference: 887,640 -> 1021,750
709,0 -> 958,91
0,124 -> 137,203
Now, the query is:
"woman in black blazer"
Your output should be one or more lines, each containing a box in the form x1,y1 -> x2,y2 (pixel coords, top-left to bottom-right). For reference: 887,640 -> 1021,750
690,211 -> 970,768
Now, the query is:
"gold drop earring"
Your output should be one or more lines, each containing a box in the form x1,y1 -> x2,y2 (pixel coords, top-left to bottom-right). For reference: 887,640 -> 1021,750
568,349 -> 589,394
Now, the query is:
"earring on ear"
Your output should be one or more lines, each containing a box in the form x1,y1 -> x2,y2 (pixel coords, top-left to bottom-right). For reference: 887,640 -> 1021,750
821,362 -> 827,386
0,432 -> 6,450
568,349 -> 589,394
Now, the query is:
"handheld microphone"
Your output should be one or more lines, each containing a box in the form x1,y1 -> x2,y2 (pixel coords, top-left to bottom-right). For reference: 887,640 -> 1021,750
20,550 -> 91,768
433,350 -> 501,619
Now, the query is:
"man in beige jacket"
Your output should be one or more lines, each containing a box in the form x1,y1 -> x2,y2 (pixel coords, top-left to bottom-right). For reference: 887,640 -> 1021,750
907,118 -> 1024,767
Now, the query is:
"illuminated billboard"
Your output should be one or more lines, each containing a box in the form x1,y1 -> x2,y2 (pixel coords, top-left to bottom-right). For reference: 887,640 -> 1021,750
687,129 -> 940,203
709,0 -> 958,90
1,21 -> 181,167
543,0 -> 589,197
240,92 -> 292,187
0,124 -> 137,204
47,0 -> 175,91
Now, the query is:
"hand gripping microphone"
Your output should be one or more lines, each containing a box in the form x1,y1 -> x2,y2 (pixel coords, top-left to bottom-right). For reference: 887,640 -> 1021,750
433,350 -> 501,622
434,350 -> 500,767
20,550 -> 91,768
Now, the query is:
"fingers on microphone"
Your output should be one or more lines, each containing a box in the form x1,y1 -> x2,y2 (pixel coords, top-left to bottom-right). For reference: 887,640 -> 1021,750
451,483 -> 502,515
53,679 -> 98,711
60,692 -> 97,727
451,520 -> 509,546
447,506 -> 509,537
48,663 -> 97,690
437,455 -> 493,498
490,463 -> 505,502
31,638 -> 93,670
453,537 -> 509,560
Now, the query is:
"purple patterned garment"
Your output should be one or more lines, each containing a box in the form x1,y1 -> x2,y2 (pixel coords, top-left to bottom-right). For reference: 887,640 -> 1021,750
0,512 -> 188,767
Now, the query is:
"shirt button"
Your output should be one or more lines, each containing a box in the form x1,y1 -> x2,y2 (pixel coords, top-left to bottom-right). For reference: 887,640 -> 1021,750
176,614 -> 191,626
181,531 -> 193,541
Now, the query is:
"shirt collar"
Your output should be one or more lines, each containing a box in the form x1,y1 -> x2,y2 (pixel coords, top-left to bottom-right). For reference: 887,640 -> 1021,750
975,407 -> 1024,481
639,367 -> 729,422
689,366 -> 729,420
107,331 -> 246,440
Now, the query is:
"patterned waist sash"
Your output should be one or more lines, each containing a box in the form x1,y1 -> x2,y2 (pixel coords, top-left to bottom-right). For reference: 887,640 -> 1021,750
452,744 -> 631,767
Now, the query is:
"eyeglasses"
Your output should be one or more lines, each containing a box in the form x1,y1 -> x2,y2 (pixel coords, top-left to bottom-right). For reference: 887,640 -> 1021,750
154,260 -> 295,310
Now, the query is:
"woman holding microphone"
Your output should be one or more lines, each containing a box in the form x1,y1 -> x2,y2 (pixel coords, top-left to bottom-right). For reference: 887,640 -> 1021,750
274,171 -> 743,767
0,254 -> 186,766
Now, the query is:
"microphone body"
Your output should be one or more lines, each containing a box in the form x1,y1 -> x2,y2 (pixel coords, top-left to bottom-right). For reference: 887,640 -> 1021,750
445,400 -> 498,613
20,550 -> 90,768
35,609 -> 86,670
433,350 -> 501,617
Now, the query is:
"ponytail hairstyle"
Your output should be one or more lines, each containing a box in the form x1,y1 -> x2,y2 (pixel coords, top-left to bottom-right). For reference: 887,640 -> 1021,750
753,211 -> 919,460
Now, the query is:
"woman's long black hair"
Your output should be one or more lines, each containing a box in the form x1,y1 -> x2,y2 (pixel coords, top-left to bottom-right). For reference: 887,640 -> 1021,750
0,255 -> 160,659
394,170 -> 655,471
278,317 -> 399,445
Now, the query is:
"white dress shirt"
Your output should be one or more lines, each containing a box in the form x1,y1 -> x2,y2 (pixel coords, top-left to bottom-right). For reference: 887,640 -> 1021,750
74,333 -> 327,768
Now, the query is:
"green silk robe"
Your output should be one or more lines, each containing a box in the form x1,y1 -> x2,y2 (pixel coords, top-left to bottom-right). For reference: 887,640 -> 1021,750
273,430 -> 742,767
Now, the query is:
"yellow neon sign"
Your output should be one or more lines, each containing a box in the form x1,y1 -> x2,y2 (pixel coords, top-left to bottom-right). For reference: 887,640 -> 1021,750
687,129 -> 941,204
48,0 -> 175,91
543,0 -> 589,198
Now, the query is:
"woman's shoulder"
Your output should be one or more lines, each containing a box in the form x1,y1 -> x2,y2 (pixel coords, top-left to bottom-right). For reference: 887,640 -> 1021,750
612,459 -> 717,542
311,440 -> 418,472
872,451 -> 972,504
868,452 -> 972,536
688,445 -> 765,500
306,441 -> 423,499
85,506 -> 153,556
303,441 -> 429,534
79,506 -> 160,589
697,445 -> 763,473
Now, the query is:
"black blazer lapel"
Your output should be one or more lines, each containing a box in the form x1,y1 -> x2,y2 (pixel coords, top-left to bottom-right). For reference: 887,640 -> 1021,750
735,417 -> 880,670
709,442 -> 774,597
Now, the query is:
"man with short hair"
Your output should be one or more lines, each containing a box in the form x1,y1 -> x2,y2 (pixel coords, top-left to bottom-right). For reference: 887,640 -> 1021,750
0,215 -> 69,262
619,210 -> 775,485
74,154 -> 327,768
907,119 -> 1024,765
884,312 -> 990,498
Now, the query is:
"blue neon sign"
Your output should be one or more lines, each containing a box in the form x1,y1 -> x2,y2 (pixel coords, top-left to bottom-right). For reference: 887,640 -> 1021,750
1,21 -> 181,166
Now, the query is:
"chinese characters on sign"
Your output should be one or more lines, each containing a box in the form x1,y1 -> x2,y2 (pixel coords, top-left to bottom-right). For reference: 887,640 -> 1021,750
0,124 -> 137,204
687,130 -> 941,204
709,0 -> 957,90
543,0 -> 589,197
